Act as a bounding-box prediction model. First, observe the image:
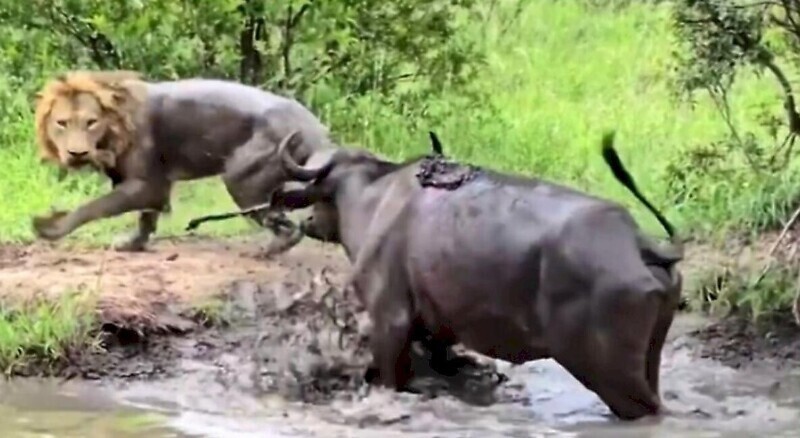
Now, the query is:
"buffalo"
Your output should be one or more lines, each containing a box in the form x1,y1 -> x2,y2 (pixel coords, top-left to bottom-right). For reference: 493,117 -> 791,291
268,130 -> 684,420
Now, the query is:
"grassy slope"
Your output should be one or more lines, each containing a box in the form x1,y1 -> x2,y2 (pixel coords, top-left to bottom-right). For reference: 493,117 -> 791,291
0,1 -> 790,247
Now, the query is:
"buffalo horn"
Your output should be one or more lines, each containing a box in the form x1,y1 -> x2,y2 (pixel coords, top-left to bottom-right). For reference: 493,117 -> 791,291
278,130 -> 334,182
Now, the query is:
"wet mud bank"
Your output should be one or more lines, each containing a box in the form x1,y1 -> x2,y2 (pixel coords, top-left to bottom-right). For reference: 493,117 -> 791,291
2,237 -> 800,436
691,313 -> 800,369
60,242 -> 505,406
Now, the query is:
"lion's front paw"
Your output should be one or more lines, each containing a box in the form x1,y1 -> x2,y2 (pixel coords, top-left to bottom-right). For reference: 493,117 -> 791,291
32,211 -> 70,241
112,233 -> 149,252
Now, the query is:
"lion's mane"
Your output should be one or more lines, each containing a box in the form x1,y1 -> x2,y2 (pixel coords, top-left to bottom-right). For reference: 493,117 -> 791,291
33,70 -> 148,169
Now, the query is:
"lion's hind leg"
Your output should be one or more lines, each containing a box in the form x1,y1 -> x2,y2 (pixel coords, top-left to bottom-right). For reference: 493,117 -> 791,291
222,143 -> 303,258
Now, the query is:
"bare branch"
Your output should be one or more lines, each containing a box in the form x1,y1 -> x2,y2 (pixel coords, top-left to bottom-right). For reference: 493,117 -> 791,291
776,0 -> 800,37
707,86 -> 765,171
752,203 -> 800,287
735,1 -> 786,9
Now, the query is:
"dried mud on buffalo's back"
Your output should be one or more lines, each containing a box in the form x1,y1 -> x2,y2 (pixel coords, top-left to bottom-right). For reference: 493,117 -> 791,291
416,155 -> 483,191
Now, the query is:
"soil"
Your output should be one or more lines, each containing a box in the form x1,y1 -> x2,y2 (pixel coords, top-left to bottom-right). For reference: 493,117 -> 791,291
679,229 -> 800,370
691,314 -> 800,369
1,230 -> 799,408
0,235 -> 504,406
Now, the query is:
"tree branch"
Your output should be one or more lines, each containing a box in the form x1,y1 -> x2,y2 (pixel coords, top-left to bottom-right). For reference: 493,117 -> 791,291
771,0 -> 800,48
238,0 -> 265,84
758,52 -> 800,134
51,6 -> 120,69
281,1 -> 313,91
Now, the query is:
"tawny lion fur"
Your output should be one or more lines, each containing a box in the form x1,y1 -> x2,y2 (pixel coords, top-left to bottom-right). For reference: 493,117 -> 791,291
30,69 -> 338,254
34,70 -> 148,170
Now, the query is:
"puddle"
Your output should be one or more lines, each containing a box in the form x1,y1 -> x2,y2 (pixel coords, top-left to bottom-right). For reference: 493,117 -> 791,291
2,314 -> 799,438
0,379 -> 178,437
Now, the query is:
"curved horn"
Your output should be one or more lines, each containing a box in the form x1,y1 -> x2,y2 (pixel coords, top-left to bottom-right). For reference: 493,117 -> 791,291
278,130 -> 334,182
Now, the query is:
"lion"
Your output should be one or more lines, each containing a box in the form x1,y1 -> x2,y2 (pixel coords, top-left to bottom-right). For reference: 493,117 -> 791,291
32,69 -> 339,254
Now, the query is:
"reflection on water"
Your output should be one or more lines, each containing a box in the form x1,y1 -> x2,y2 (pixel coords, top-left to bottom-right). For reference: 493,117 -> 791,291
0,379 -> 177,438
2,315 -> 800,438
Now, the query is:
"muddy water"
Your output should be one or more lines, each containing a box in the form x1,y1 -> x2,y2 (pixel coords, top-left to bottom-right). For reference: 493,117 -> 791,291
2,315 -> 799,438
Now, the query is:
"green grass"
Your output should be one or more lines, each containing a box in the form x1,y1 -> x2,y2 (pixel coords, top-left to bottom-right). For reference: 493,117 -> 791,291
0,291 -> 98,374
0,1 -> 793,245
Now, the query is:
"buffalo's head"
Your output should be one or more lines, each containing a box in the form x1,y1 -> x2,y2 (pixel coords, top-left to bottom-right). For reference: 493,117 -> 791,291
271,130 -> 407,244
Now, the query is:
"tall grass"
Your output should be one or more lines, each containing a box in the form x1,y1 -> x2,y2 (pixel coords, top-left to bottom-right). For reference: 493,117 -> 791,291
0,291 -> 98,374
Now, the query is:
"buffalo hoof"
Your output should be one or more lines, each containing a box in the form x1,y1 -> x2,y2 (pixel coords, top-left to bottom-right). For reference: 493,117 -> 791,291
404,377 -> 449,400
431,354 -> 482,377
363,366 -> 380,384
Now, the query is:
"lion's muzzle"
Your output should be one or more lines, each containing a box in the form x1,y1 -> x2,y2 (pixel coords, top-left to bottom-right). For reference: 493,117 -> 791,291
63,151 -> 92,168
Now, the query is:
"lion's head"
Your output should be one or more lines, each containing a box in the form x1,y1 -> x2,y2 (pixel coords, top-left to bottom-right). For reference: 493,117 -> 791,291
34,70 -> 148,171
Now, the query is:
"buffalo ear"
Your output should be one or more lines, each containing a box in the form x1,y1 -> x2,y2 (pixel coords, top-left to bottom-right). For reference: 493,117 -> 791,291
270,188 -> 317,209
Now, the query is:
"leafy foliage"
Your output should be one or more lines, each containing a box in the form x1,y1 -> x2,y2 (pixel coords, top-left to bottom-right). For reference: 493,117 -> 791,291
670,0 -> 800,173
671,0 -> 800,319
0,0 -> 483,112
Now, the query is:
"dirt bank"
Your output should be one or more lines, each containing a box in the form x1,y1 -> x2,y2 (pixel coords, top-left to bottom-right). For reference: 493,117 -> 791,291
0,235 -> 503,404
680,230 -> 800,370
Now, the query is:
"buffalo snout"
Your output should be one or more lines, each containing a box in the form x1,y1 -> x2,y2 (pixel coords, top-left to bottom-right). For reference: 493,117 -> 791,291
301,213 -> 339,242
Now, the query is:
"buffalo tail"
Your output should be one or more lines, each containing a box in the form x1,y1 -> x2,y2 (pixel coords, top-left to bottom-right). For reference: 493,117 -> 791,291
600,131 -> 677,240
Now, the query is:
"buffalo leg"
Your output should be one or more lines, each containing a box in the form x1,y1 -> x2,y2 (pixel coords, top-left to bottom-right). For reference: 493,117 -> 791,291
370,303 -> 415,391
359,257 -> 416,391
412,327 -> 478,377
596,298 -> 662,420
550,300 -> 661,420
645,266 -> 682,397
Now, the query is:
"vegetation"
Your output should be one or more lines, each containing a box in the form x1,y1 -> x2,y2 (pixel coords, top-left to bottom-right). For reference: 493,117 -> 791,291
670,0 -> 800,320
1,0 -> 800,365
0,290 -> 98,374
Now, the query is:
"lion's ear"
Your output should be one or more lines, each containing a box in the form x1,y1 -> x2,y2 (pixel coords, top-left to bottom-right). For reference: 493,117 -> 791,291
109,89 -> 126,106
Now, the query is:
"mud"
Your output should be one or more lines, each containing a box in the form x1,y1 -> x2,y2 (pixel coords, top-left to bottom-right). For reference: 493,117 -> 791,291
3,236 -> 800,436
415,155 -> 483,190
692,314 -> 800,369
0,236 -> 503,401
65,250 -> 503,406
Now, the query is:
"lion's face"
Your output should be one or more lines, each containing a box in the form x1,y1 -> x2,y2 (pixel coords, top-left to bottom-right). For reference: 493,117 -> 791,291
45,92 -> 111,168
34,70 -> 147,171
